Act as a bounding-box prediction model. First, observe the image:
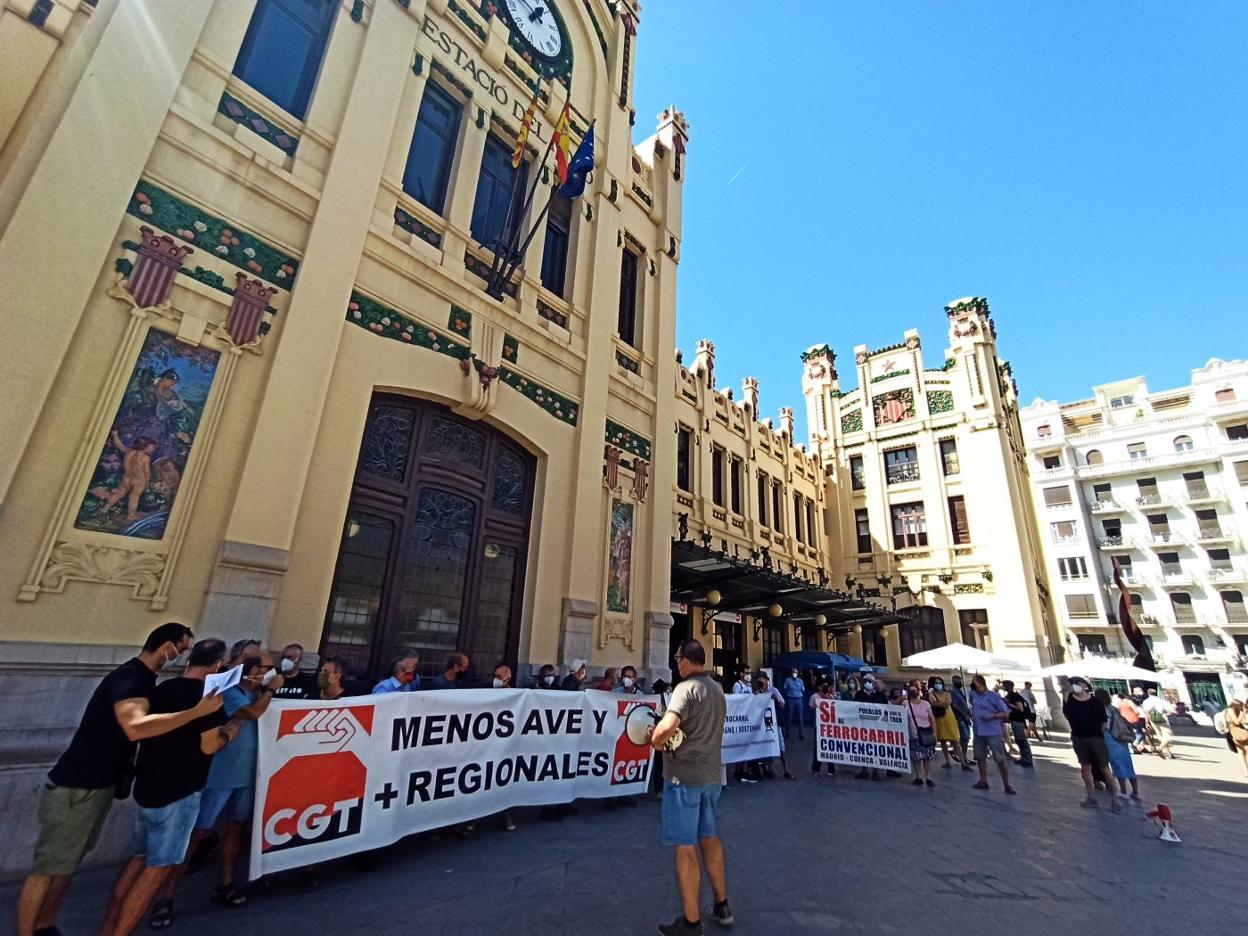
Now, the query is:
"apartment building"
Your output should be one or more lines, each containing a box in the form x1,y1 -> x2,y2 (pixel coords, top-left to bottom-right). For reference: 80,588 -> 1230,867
1021,358 -> 1248,708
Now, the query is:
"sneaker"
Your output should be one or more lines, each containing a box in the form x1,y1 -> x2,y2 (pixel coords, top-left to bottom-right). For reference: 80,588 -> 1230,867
972,781 -> 989,790
739,775 -> 758,784
502,812 -> 517,831
925,779 -> 935,788
712,900 -> 735,927
1080,797 -> 1099,808
912,777 -> 924,786
1004,786 -> 1017,795
658,915 -> 704,935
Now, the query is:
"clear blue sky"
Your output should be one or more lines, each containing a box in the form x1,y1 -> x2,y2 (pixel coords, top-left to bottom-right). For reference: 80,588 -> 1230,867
632,2 -> 1247,435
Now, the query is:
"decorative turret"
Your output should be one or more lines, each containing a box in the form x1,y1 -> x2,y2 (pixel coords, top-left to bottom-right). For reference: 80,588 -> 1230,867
741,376 -> 759,415
693,338 -> 715,389
778,407 -> 795,440
657,106 -> 689,181
800,343 -> 839,442
945,296 -> 994,347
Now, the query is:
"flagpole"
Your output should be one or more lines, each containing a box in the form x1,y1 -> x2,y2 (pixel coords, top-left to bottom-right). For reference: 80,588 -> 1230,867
488,120 -> 561,299
498,185 -> 557,288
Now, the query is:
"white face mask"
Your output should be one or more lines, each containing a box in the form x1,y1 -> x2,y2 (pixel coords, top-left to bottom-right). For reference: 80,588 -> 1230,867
161,647 -> 184,670
863,681 -> 874,690
1072,684 -> 1088,696
622,676 -> 634,688
542,675 -> 555,686
280,657 -> 296,674
492,677 -> 505,689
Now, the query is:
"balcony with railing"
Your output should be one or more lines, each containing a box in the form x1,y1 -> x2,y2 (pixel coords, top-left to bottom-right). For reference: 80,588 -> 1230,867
1106,571 -> 1149,590
1184,484 -> 1225,506
1074,449 -> 1220,478
1088,498 -> 1125,514
1206,566 -> 1247,585
1146,532 -> 1185,549
1158,566 -> 1194,588
885,462 -> 920,485
1096,535 -> 1134,550
1135,492 -> 1171,509
1194,525 -> 1237,546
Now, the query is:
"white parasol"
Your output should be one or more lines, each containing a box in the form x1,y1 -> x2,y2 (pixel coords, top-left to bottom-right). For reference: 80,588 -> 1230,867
901,643 -> 1030,673
1039,658 -> 1162,683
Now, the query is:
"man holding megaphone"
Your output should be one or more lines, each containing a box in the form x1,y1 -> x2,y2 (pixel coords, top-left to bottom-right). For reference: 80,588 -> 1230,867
648,640 -> 734,935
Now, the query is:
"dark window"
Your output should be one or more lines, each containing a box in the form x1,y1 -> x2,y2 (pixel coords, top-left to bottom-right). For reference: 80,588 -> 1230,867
793,492 -> 804,543
1222,591 -> 1247,623
1196,508 -> 1222,537
762,623 -> 786,666
1235,634 -> 1248,656
675,427 -> 691,492
806,499 -> 816,546
1183,471 -> 1209,498
756,472 -> 768,526
900,607 -> 947,657
321,511 -> 396,677
1226,423 -> 1248,441
959,609 -> 990,651
855,508 -> 871,554
1102,518 -> 1122,538
948,495 -> 970,545
1181,634 -> 1205,656
1077,634 -> 1109,656
771,482 -> 783,533
1158,551 -> 1181,576
729,459 -> 742,514
884,446 -> 919,485
850,455 -> 865,490
617,250 -> 639,347
1208,548 -> 1232,570
1147,513 -> 1171,537
891,502 -> 927,549
800,624 -> 819,652
1092,482 -> 1111,503
1042,454 -> 1061,469
711,447 -> 725,507
939,439 -> 960,476
402,83 -> 461,213
233,0 -> 336,120
1170,592 -> 1196,624
470,135 -> 527,249
540,193 -> 572,297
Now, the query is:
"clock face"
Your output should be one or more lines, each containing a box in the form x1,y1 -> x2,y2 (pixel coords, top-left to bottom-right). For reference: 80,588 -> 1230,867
502,0 -> 564,61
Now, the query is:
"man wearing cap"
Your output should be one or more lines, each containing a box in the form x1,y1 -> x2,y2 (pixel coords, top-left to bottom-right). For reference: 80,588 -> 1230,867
561,659 -> 587,691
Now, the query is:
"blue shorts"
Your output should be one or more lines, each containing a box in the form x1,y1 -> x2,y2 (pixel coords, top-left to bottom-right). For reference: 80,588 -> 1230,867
661,781 -> 721,846
134,792 -> 201,867
195,786 -> 253,830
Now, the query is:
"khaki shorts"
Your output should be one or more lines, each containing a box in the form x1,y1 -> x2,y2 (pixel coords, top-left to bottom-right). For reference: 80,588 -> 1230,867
30,783 -> 114,876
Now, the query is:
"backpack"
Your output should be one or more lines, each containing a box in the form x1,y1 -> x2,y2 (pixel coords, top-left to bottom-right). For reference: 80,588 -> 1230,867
1109,710 -> 1135,744
1147,705 -> 1167,726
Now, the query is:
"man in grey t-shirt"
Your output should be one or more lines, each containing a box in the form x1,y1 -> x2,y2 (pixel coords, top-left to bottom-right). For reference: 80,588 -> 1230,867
650,640 -> 733,935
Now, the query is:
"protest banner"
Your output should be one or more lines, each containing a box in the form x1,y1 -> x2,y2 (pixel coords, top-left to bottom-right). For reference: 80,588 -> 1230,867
249,689 -> 655,877
814,698 -> 911,772
721,693 -> 781,764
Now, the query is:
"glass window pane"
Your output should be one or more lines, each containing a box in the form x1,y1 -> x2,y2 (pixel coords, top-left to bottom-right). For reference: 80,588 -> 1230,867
393,489 -> 476,671
403,85 -> 460,212
424,415 -> 486,468
357,404 -> 415,482
234,0 -> 334,119
322,512 -> 395,677
468,543 -> 519,667
491,447 -> 527,515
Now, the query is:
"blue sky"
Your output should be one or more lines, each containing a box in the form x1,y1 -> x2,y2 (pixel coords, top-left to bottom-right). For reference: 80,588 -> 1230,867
632,2 -> 1246,435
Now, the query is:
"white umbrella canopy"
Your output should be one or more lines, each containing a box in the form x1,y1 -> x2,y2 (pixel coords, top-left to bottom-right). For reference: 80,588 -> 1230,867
1040,658 -> 1162,683
901,643 -> 1030,673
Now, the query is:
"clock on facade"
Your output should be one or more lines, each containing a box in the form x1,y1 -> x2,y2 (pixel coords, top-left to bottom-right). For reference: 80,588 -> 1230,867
500,0 -> 565,62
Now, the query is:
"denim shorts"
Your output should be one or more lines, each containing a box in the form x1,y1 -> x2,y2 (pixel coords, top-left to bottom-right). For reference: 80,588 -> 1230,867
195,786 -> 253,830
661,781 -> 721,846
134,792 -> 202,867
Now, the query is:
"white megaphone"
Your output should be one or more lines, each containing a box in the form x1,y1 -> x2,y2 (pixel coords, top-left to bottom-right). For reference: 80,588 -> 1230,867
624,702 -> 683,752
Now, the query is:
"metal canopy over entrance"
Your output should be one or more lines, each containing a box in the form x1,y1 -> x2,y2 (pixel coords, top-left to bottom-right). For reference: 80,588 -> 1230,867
669,539 -> 904,638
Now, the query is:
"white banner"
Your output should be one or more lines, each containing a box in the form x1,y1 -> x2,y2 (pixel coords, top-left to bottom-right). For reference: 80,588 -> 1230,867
814,698 -> 911,772
249,689 -> 656,877
721,693 -> 781,764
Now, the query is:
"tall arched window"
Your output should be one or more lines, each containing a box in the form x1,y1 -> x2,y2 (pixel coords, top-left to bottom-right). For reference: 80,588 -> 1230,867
1085,449 -> 1103,466
1222,590 -> 1247,623
1169,591 -> 1195,624
1173,435 -> 1194,452
233,0 -> 337,120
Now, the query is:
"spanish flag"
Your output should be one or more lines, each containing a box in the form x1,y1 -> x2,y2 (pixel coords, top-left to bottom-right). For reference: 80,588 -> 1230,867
552,103 -> 572,185
512,88 -> 540,169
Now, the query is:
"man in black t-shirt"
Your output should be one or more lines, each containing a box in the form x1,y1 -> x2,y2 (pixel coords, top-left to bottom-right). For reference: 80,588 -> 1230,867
1001,680 -> 1034,767
271,643 -> 319,700
100,639 -> 239,936
16,622 -> 221,936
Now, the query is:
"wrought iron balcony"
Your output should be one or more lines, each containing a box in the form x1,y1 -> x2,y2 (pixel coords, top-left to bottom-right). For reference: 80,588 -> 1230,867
1146,532 -> 1184,548
1159,568 -> 1193,588
1135,493 -> 1169,508
1088,499 -> 1124,514
1206,567 -> 1247,584
1097,535 -> 1131,550
885,463 -> 920,485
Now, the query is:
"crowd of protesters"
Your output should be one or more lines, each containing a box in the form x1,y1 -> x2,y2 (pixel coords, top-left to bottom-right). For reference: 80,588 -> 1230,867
15,623 -> 1247,936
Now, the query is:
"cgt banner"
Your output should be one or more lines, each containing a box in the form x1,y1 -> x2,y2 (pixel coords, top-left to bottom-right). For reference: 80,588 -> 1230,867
248,689 -> 657,877
721,693 -> 781,764
814,698 -> 911,772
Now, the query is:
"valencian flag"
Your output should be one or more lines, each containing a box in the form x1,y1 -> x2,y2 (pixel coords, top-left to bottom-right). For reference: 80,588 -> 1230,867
558,122 -> 595,199
512,87 -> 540,169
551,103 -> 572,185
1112,557 -> 1156,671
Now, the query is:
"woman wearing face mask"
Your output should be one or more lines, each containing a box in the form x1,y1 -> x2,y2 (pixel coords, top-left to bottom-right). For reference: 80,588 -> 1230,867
906,685 -> 937,787
1062,677 -> 1119,812
927,677 -> 969,771
1095,688 -> 1139,801
537,664 -> 558,689
840,676 -> 859,701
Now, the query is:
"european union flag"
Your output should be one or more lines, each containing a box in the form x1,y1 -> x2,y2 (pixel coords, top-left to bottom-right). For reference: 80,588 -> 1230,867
557,124 -> 595,199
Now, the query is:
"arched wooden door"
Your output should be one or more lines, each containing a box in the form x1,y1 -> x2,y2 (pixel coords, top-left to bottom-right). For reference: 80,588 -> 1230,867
319,395 -> 535,684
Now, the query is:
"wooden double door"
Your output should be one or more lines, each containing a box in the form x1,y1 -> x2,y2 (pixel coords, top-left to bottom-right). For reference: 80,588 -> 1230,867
319,396 -> 535,684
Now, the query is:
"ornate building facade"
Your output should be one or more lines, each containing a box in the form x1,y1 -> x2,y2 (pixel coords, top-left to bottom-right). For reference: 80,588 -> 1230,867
0,0 -> 684,871
1021,359 -> 1248,708
801,299 -> 1062,675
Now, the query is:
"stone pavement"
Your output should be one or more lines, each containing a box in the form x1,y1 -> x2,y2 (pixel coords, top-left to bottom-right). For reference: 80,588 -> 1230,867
6,725 -> 1245,936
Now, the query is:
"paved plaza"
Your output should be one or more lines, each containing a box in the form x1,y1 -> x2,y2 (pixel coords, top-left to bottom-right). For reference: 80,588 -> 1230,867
7,726 -> 1245,936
